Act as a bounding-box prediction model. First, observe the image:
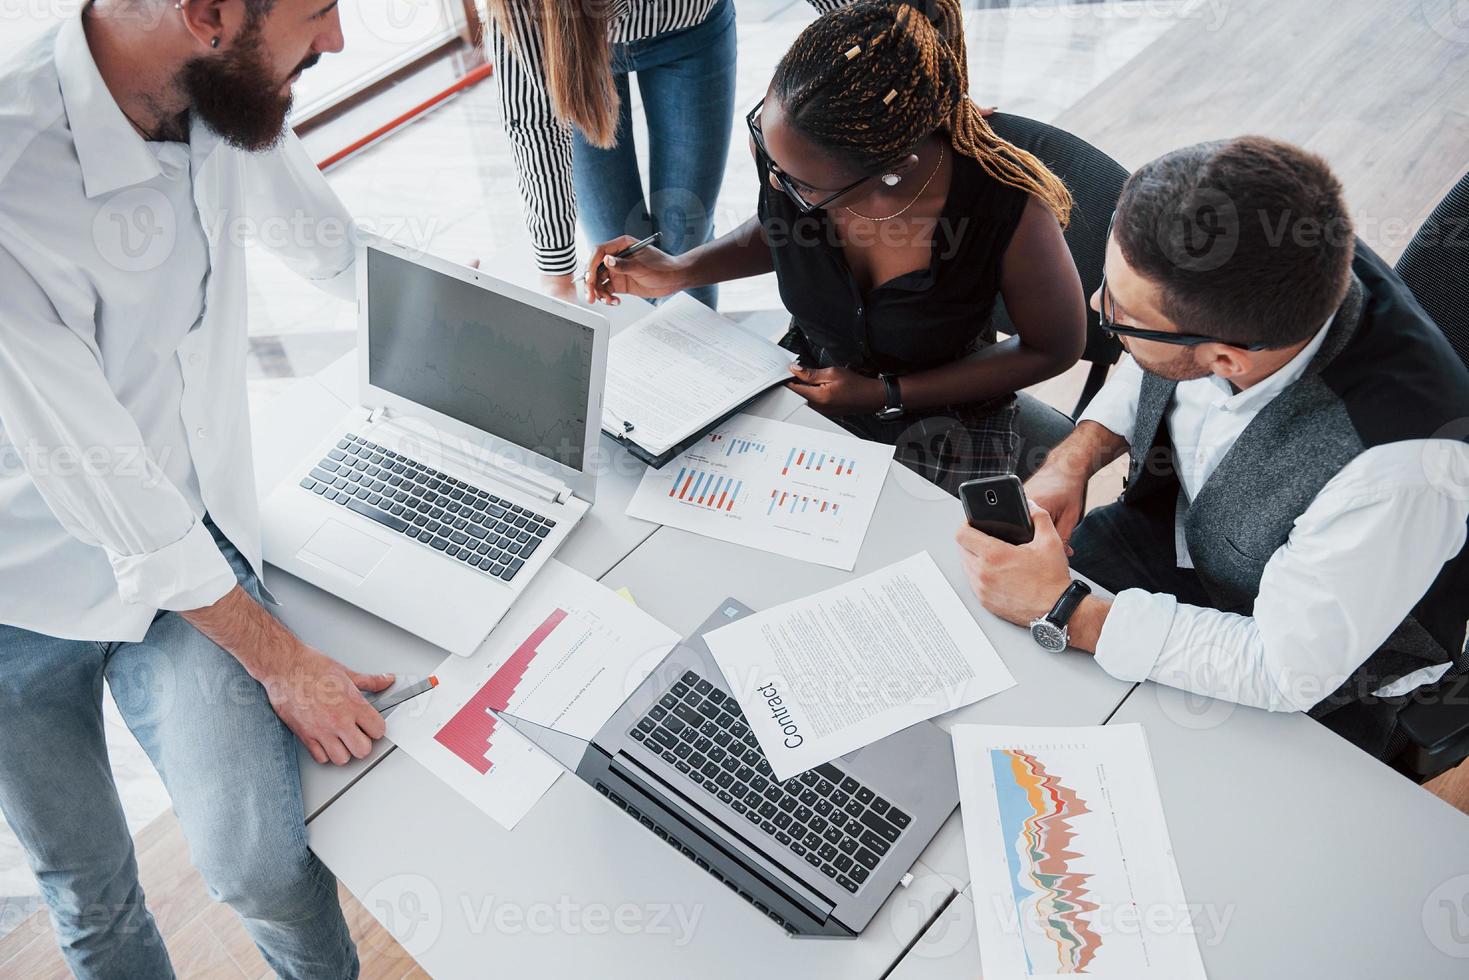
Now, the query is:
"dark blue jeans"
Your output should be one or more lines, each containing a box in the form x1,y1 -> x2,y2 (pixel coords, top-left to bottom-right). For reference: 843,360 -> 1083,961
572,0 -> 738,309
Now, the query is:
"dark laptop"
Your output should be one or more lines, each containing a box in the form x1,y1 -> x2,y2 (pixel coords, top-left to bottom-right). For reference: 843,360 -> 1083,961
498,599 -> 958,937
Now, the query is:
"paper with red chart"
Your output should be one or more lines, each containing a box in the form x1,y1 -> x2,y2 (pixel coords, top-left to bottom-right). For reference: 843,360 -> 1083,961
387,561 -> 680,829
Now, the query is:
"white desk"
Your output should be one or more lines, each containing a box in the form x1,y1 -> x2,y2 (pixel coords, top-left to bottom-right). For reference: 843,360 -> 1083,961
301,405 -> 1135,978
263,347 -> 1469,979
888,683 -> 1469,979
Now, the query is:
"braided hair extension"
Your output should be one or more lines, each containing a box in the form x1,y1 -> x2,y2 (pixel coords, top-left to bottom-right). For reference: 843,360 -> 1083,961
771,0 -> 1072,226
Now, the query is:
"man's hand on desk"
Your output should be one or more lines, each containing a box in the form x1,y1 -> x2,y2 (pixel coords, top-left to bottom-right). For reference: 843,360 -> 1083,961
257,645 -> 395,766
955,507 -> 1110,653
785,364 -> 885,415
182,584 -> 395,766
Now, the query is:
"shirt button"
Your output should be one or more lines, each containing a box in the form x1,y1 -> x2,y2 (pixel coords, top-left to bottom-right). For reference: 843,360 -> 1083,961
188,353 -> 203,367
196,427 -> 207,439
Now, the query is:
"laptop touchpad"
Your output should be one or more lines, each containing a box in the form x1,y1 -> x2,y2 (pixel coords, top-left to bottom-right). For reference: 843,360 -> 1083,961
297,519 -> 392,584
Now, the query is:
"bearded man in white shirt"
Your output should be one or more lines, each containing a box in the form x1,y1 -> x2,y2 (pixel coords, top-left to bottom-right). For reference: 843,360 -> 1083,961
0,1 -> 393,976
958,136 -> 1469,761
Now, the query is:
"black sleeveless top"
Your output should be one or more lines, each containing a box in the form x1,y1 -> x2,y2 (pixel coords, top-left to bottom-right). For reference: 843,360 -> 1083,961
758,146 -> 1029,377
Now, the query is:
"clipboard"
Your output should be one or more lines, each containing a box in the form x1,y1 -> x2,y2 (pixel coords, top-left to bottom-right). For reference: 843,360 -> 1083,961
601,382 -> 784,469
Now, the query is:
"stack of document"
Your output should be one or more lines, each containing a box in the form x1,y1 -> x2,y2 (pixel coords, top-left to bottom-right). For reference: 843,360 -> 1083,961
704,552 -> 1016,780
602,295 -> 796,465
386,561 -> 679,829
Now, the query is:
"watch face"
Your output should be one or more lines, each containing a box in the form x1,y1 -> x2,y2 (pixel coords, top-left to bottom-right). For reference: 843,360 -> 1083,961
1030,619 -> 1067,652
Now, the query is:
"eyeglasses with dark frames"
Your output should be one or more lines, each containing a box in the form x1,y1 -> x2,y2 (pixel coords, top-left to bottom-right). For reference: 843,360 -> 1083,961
746,99 -> 876,215
1099,211 -> 1270,351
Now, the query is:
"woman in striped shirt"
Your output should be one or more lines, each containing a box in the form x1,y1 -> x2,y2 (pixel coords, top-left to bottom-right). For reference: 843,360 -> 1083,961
485,0 -> 848,307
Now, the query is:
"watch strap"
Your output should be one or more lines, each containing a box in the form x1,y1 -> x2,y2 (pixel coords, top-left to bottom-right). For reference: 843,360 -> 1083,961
1047,580 -> 1092,627
880,374 -> 902,414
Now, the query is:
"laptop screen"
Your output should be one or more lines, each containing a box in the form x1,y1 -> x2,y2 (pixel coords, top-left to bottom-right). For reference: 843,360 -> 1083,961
366,247 -> 596,471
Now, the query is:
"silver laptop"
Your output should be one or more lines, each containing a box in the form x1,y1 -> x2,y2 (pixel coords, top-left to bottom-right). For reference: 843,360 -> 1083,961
500,600 -> 958,936
261,238 -> 609,656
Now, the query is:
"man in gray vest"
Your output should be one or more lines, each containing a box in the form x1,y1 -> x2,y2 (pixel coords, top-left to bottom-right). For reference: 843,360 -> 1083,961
957,136 -> 1469,759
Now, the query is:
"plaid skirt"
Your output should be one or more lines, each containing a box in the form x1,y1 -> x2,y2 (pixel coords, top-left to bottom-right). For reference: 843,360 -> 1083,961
831,397 -> 1020,496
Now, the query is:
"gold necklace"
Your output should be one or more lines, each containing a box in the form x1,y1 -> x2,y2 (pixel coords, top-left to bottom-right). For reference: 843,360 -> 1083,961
843,143 -> 945,222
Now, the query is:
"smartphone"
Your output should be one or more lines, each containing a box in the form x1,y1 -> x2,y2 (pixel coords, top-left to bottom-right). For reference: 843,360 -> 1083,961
959,475 -> 1035,545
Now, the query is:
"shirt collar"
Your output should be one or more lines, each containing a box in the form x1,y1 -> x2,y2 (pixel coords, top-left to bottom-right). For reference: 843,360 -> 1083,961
1208,313 -> 1336,410
55,5 -> 164,199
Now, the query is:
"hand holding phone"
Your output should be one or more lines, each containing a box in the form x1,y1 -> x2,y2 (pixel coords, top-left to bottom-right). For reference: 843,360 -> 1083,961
958,475 -> 1035,545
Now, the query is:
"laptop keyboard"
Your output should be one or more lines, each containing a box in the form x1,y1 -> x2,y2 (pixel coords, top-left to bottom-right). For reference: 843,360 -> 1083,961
631,669 -> 912,895
297,433 -> 555,583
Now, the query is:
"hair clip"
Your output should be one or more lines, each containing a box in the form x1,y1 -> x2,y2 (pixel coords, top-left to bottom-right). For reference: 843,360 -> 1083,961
845,45 -> 862,60
883,89 -> 898,105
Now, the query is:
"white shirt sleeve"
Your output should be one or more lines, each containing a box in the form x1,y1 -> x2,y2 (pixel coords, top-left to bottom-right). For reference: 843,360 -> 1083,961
245,132 -> 358,300
1092,440 -> 1469,711
0,239 -> 238,611
1076,354 -> 1142,444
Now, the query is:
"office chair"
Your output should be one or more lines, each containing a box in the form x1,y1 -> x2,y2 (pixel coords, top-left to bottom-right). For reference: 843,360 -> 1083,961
984,113 -> 1127,479
1389,169 -> 1469,782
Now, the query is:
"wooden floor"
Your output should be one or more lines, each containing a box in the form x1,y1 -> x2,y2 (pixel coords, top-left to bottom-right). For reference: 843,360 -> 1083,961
0,812 -> 424,979
4,1 -> 1467,976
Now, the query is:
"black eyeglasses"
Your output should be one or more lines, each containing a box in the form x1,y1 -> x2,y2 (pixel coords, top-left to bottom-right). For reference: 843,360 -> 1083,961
746,99 -> 874,214
1099,212 -> 1270,351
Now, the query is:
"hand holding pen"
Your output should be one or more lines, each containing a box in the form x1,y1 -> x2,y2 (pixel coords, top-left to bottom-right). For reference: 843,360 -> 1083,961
583,232 -> 690,305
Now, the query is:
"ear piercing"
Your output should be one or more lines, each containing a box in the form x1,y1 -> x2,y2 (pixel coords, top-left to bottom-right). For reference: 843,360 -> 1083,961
211,36 -> 220,48
881,174 -> 901,187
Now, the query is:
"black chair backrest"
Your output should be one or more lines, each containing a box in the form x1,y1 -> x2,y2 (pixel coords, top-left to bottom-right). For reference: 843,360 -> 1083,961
984,112 -> 1127,417
1394,170 -> 1469,371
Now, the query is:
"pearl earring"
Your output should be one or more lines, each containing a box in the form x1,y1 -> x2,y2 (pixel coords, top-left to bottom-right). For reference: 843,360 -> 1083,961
881,174 -> 900,187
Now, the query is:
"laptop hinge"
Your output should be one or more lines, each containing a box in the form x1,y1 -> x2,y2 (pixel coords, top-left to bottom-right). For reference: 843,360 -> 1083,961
368,414 -> 572,505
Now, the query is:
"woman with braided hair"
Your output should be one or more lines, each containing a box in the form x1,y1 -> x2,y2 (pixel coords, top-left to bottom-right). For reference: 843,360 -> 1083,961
588,0 -> 1086,490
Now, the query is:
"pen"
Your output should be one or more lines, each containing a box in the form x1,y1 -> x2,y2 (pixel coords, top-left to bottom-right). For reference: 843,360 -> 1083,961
368,675 -> 438,714
590,231 -> 661,288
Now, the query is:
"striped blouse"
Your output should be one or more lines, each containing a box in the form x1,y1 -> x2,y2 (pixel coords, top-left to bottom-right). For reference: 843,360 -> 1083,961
490,0 -> 849,276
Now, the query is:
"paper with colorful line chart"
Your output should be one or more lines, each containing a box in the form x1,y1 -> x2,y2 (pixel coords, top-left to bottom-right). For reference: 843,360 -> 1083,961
625,413 -> 895,570
952,725 -> 1206,980
387,561 -> 680,829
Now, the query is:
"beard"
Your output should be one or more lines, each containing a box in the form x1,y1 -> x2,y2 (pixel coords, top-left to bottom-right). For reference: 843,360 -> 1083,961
179,22 -> 319,153
1131,342 -> 1212,382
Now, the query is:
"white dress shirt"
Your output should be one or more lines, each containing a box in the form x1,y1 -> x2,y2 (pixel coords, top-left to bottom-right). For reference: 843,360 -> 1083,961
1078,324 -> 1469,711
0,14 -> 356,641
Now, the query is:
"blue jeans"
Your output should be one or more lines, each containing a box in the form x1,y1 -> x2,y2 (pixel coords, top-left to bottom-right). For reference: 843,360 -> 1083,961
0,521 -> 357,979
572,0 -> 738,309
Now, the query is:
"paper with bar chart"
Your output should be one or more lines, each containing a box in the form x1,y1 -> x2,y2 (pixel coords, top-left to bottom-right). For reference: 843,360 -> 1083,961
952,725 -> 1206,980
625,413 -> 895,569
388,561 -> 680,829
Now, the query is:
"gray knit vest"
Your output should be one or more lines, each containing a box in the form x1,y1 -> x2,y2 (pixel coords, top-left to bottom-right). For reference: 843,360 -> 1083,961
1122,259 -> 1469,756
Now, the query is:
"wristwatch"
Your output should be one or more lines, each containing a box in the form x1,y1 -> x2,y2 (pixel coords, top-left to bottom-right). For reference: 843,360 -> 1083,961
875,373 -> 904,421
1029,580 -> 1092,652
